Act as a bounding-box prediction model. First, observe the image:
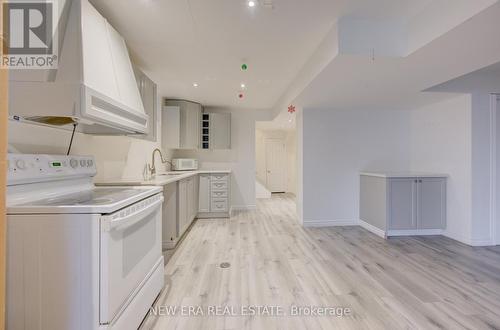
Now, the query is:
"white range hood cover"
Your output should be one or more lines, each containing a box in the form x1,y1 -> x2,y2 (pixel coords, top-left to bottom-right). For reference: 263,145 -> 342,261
9,0 -> 148,135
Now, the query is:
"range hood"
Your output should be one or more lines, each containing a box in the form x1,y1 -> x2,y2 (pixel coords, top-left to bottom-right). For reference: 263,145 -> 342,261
9,0 -> 148,135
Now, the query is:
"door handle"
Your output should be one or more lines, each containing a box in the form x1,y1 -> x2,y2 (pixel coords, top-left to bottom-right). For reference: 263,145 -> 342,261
103,197 -> 163,232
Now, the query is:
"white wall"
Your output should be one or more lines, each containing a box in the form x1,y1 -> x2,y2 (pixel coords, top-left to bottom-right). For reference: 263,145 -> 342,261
497,96 -> 500,245
285,131 -> 297,194
297,109 -> 304,225
255,129 -> 297,194
409,95 -> 473,244
301,108 -> 411,226
174,109 -> 268,210
255,129 -> 267,184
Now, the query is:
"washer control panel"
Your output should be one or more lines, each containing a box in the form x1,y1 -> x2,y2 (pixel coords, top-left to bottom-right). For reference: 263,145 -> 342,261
7,154 -> 97,185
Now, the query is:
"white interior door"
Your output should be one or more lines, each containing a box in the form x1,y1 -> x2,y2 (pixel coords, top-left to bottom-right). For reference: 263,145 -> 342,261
265,139 -> 286,192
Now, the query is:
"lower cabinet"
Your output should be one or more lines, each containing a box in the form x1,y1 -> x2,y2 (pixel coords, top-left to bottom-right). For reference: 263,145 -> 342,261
177,176 -> 199,238
360,174 -> 446,237
177,179 -> 189,237
198,173 -> 231,218
388,177 -> 446,231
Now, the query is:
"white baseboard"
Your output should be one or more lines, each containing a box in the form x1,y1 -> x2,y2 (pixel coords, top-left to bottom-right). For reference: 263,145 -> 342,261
303,219 -> 359,228
387,229 -> 444,237
359,220 -> 386,238
299,219 -> 498,247
443,232 -> 496,246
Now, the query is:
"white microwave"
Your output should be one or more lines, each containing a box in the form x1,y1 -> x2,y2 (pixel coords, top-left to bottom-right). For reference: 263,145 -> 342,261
172,159 -> 198,171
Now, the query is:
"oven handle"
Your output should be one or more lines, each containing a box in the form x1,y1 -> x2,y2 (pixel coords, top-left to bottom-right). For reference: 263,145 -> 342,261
102,197 -> 163,232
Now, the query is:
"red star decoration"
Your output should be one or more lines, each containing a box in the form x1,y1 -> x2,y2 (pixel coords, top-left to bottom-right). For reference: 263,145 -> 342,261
288,105 -> 296,114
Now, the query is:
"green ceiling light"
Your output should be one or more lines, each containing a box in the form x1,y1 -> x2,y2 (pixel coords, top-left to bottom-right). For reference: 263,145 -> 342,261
241,63 -> 248,71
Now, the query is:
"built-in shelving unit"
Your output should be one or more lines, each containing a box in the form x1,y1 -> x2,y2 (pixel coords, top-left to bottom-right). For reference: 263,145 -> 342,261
201,113 -> 210,149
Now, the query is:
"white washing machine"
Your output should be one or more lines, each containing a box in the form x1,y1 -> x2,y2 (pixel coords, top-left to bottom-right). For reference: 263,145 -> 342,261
6,154 -> 164,330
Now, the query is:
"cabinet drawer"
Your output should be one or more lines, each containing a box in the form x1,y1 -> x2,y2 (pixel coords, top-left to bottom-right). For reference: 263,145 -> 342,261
211,190 -> 228,198
211,174 -> 228,182
211,181 -> 228,191
211,199 -> 228,212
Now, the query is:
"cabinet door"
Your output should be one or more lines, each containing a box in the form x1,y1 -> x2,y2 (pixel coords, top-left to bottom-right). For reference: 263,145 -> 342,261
177,180 -> 188,235
193,175 -> 199,217
133,68 -> 157,141
198,175 -> 211,213
417,178 -> 446,229
162,106 -> 181,149
187,177 -> 195,222
210,113 -> 231,149
180,102 -> 201,149
388,178 -> 417,230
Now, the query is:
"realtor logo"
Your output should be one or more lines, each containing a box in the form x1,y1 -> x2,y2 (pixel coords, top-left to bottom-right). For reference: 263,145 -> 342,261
1,0 -> 58,69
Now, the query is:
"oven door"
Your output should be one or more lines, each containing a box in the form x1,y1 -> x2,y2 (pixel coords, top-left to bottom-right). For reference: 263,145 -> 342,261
99,193 -> 163,325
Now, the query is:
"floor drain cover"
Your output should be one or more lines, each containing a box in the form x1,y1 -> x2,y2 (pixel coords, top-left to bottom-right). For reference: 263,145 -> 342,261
220,262 -> 231,269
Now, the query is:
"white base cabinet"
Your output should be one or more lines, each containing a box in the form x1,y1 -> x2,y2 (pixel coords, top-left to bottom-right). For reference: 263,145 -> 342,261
177,176 -> 199,239
360,173 -> 447,237
198,174 -> 231,218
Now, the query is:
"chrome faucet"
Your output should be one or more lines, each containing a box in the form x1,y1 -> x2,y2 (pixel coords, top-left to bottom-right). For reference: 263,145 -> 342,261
148,148 -> 174,176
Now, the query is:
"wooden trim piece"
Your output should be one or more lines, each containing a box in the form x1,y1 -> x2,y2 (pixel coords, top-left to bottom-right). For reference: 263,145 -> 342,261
0,0 -> 7,326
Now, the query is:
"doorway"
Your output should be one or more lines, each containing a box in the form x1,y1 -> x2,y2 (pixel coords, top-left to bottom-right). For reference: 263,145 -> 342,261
255,128 -> 297,196
265,139 -> 286,192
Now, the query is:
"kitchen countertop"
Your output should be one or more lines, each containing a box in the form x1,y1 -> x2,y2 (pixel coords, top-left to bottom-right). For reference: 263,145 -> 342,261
96,170 -> 231,186
360,171 -> 449,178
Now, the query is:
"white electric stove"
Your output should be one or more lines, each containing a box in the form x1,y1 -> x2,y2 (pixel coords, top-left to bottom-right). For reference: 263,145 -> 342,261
6,154 -> 164,330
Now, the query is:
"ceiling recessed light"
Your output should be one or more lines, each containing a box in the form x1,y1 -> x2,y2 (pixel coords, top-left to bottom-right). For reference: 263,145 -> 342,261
288,119 -> 293,123
193,83 -> 199,87
241,83 -> 246,89
248,1 -> 256,8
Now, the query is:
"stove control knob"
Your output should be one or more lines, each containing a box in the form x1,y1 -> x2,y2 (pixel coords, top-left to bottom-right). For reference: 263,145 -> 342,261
15,159 -> 26,170
80,160 -> 86,167
70,159 -> 78,168
87,159 -> 94,167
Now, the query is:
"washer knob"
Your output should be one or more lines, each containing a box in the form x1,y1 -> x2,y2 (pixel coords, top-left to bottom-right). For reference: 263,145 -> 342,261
70,159 -> 78,168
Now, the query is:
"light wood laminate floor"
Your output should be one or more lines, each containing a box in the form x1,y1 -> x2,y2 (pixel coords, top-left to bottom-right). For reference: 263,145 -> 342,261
143,194 -> 500,330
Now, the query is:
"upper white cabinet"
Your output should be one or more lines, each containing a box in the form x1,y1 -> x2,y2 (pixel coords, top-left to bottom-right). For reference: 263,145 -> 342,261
162,100 -> 201,149
201,112 -> 231,150
134,68 -> 158,141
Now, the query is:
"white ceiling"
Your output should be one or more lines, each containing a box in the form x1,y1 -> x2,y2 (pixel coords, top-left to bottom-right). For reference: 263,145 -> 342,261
90,0 -> 500,132
91,0 -> 443,111
295,0 -> 500,112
